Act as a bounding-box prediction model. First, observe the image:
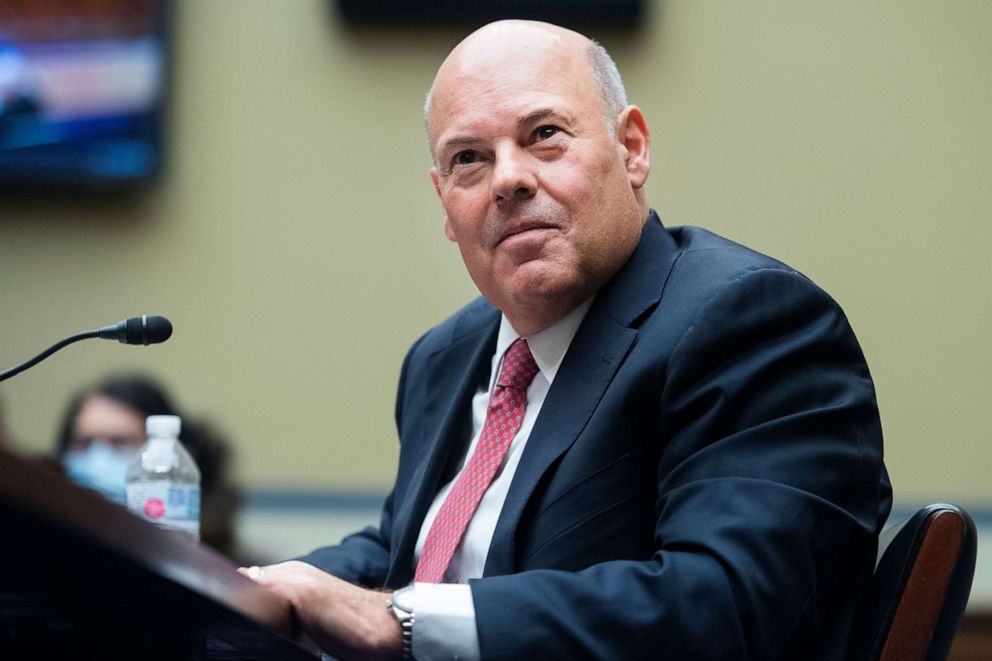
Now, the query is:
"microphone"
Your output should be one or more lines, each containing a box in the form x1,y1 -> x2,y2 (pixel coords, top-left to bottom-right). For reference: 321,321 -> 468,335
97,315 -> 173,346
0,316 -> 173,383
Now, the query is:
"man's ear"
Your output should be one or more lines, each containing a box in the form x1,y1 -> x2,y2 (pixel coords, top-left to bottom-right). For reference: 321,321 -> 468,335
431,167 -> 457,242
617,106 -> 650,190
442,212 -> 456,241
430,166 -> 441,198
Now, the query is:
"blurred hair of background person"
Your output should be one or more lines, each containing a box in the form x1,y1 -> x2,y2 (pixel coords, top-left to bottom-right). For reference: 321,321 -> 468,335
54,373 -> 250,562
0,394 -> 13,448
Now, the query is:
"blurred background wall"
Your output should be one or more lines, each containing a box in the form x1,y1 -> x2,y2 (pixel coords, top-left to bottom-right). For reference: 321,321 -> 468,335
1,1 -> 989,515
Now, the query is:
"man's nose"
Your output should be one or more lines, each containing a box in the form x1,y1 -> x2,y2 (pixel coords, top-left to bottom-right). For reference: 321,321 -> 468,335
490,145 -> 537,204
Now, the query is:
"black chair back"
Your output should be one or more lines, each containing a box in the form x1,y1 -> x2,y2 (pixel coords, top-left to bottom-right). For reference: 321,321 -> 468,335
849,503 -> 977,661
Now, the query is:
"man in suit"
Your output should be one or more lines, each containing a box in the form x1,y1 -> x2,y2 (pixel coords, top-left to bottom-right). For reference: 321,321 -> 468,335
249,20 -> 891,660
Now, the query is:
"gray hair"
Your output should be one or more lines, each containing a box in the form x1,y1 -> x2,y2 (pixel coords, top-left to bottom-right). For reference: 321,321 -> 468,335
586,39 -> 628,133
423,39 -> 629,159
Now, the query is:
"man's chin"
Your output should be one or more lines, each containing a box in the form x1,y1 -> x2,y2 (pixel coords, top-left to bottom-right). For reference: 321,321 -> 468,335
507,262 -> 583,303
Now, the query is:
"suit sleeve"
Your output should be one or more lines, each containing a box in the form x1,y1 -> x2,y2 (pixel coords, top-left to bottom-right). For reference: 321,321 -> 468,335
294,335 -> 426,586
294,496 -> 394,586
470,267 -> 890,660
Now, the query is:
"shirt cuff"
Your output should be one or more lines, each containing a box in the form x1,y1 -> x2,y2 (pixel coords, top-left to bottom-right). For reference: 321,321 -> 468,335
407,582 -> 480,661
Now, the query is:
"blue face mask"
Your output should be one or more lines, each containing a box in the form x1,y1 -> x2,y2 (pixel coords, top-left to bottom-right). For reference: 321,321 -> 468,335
62,444 -> 137,505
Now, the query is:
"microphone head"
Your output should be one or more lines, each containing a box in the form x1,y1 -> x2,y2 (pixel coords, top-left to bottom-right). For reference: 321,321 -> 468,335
123,315 -> 173,345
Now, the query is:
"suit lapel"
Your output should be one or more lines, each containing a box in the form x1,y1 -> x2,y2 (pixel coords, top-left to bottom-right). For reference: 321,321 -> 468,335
483,213 -> 680,576
386,308 -> 499,586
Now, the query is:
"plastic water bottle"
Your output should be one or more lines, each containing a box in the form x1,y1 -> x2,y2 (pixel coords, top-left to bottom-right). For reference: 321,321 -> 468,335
125,414 -> 201,541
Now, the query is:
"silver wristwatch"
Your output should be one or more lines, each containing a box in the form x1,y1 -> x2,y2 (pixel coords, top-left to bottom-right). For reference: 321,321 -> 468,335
386,585 -> 415,661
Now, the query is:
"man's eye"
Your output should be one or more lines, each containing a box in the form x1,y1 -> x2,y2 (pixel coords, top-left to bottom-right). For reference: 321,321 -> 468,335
454,151 -> 478,166
536,125 -> 560,141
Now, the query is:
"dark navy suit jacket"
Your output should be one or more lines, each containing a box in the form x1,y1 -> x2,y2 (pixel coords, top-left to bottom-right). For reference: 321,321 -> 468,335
301,213 -> 892,659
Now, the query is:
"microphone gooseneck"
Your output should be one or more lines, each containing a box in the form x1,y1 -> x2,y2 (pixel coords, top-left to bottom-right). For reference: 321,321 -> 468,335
0,316 -> 173,383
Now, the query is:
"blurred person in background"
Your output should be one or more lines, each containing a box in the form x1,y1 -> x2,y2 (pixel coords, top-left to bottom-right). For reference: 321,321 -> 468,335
54,373 -> 248,562
0,395 -> 13,448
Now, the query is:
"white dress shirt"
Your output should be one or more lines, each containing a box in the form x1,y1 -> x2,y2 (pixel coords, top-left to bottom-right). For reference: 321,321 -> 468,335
405,299 -> 592,660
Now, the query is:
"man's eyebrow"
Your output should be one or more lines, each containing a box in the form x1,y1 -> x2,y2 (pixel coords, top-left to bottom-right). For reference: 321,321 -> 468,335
438,136 -> 479,156
517,108 -> 572,129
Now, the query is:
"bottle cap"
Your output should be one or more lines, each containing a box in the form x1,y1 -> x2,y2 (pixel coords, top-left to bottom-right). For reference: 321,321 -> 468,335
146,414 -> 181,438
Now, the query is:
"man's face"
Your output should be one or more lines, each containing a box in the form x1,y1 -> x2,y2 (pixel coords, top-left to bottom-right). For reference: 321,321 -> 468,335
429,24 -> 649,334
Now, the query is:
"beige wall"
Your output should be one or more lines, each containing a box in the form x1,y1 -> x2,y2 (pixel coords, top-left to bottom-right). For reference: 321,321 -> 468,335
2,1 -> 989,504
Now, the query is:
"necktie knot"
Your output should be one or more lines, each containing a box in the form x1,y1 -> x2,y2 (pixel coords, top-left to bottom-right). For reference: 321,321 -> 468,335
497,339 -> 539,391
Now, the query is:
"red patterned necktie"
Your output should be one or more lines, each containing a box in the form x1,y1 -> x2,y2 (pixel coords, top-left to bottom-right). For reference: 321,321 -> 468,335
415,338 -> 540,583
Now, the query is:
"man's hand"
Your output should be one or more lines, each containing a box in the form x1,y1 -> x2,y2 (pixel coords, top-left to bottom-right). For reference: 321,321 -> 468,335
240,560 -> 401,661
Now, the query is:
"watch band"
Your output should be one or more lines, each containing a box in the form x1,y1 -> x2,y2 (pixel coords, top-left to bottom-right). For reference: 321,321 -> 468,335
387,587 -> 415,661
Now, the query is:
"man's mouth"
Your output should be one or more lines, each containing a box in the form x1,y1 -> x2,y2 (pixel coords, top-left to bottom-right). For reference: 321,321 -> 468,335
497,221 -> 559,246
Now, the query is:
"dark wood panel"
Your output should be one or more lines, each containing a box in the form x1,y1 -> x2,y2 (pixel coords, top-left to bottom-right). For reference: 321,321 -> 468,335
0,447 -> 314,659
948,612 -> 992,661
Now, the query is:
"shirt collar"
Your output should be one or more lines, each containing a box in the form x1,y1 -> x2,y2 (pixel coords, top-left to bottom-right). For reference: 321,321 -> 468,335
494,297 -> 595,385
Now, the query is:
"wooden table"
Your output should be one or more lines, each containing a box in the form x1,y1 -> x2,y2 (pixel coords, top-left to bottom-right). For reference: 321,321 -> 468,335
0,447 -> 315,660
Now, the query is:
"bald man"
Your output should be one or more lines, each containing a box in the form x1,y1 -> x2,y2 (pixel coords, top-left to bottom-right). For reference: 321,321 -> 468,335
250,21 -> 890,660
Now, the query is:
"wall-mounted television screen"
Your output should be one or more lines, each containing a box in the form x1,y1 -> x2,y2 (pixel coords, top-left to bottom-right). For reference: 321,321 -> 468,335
0,0 -> 169,190
338,0 -> 643,29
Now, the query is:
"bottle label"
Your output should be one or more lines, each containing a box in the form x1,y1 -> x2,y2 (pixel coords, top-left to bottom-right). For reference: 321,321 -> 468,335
126,481 -> 201,539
